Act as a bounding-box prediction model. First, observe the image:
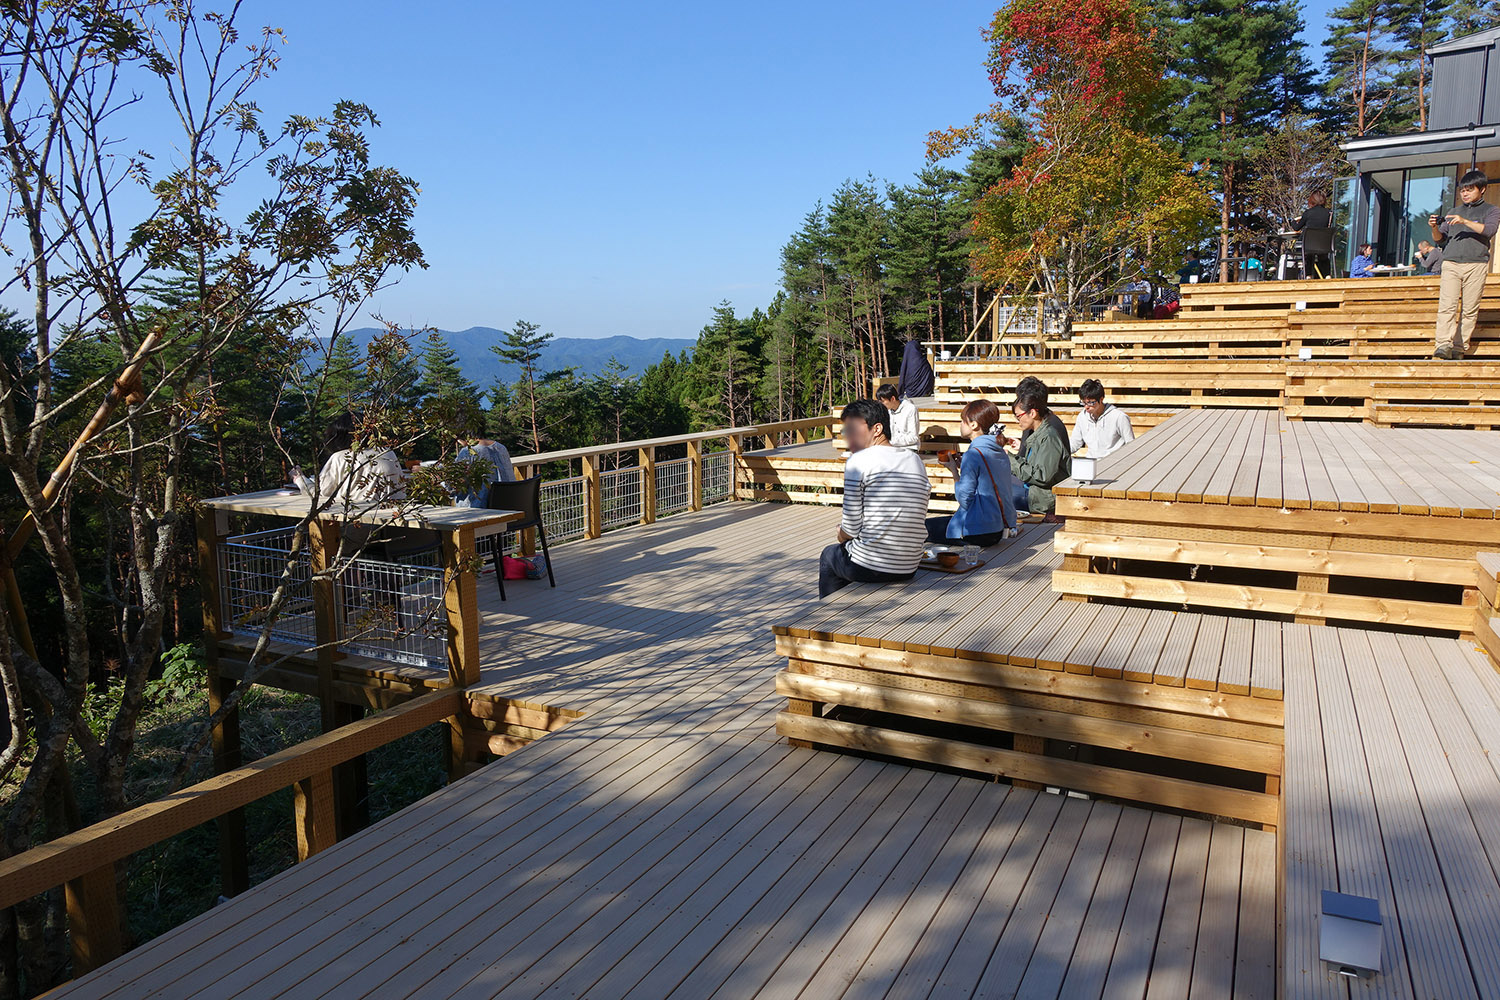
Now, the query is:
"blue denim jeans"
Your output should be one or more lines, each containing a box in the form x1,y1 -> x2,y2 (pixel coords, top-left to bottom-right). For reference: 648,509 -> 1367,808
818,542 -> 912,598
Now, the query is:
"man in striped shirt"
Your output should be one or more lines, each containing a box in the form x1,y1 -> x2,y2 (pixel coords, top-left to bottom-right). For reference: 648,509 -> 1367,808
819,399 -> 932,597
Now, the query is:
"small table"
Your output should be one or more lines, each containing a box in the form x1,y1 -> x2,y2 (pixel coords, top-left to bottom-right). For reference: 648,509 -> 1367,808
1368,264 -> 1416,276
201,488 -> 524,539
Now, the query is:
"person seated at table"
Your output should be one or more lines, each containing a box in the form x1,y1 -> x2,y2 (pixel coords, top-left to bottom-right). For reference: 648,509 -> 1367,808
1000,376 -> 1067,453
1350,243 -> 1376,278
818,399 -> 931,598
1070,379 -> 1134,458
876,384 -> 921,451
456,434 -> 517,504
315,412 -> 406,506
1415,239 -> 1443,276
928,399 -> 1017,547
1008,386 -> 1071,516
1290,191 -> 1333,278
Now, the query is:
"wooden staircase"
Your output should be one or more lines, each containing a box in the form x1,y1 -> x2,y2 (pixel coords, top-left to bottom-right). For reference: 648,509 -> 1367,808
1474,552 -> 1500,669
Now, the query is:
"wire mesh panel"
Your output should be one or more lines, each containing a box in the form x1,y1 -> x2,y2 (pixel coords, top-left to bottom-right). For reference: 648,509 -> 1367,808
655,457 -> 692,517
218,528 -> 315,646
541,475 -> 587,543
702,451 -> 733,505
337,556 -> 446,669
600,466 -> 643,531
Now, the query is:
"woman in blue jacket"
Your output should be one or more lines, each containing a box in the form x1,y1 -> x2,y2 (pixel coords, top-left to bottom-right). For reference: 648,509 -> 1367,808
927,398 -> 1018,547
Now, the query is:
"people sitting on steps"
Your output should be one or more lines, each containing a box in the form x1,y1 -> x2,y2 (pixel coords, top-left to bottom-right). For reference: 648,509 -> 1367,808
876,383 -> 921,452
927,398 -> 1018,548
818,399 -> 931,598
1070,378 -> 1135,459
1006,385 -> 1071,517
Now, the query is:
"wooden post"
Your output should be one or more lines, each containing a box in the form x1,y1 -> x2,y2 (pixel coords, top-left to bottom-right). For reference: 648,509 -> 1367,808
688,439 -> 703,512
292,771 -> 337,861
441,526 -> 481,780
794,425 -> 809,445
197,508 -> 248,897
728,434 -> 744,501
1295,572 -> 1329,626
1011,734 -> 1046,790
581,454 -> 603,540
307,519 -> 342,734
1059,554 -> 1090,603
785,698 -> 822,750
65,863 -> 122,973
639,446 -> 656,525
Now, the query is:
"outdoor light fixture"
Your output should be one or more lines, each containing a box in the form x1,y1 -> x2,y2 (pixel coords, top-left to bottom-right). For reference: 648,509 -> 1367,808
1071,456 -> 1097,484
1320,890 -> 1382,979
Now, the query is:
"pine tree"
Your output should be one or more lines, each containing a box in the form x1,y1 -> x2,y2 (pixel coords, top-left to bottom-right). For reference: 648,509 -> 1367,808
885,167 -> 971,347
317,334 -> 369,417
1388,0 -> 1454,130
1324,0 -> 1416,136
590,356 -> 636,450
492,319 -> 568,454
1448,0 -> 1500,34
418,329 -> 478,404
690,301 -> 759,429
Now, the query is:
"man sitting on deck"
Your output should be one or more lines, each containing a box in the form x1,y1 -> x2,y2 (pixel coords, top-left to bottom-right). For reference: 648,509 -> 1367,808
1006,387 -> 1071,516
876,384 -> 921,451
1070,378 -> 1134,458
818,399 -> 931,598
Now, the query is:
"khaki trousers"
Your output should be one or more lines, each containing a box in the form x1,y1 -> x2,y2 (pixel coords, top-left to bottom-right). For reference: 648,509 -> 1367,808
1435,260 -> 1490,353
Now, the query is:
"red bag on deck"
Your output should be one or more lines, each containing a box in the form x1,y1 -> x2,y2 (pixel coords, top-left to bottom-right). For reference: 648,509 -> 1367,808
501,556 -> 530,580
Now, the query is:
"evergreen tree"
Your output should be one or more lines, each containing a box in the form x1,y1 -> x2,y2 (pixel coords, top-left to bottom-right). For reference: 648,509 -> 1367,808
317,334 -> 369,417
590,356 -> 637,450
1389,0 -> 1454,130
418,329 -> 478,404
1448,0 -> 1500,34
492,319 -> 569,453
1324,0 -> 1416,135
885,166 -> 971,347
690,301 -> 760,429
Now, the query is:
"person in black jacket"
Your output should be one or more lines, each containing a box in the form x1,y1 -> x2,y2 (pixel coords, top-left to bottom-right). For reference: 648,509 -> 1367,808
1291,191 -> 1333,278
896,336 -> 934,399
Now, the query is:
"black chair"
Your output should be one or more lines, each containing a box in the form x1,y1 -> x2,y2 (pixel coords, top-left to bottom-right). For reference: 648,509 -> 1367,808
485,476 -> 555,600
1301,227 -> 1335,279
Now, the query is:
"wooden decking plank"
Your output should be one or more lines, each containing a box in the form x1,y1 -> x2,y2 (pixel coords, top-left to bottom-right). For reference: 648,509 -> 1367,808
1366,633 -> 1500,998
1201,411 -> 1262,505
1099,410 -> 1215,500
1277,418 -> 1312,509
1251,619 -> 1285,700
1049,806 -> 1154,1000
1010,801 -> 1129,1000
1175,409 -> 1258,503
1149,611 -> 1195,687
1218,617 -> 1253,696
1128,605 -> 1182,683
1225,409 -> 1269,506
747,776 -> 983,998
1314,628 -> 1418,1000
1299,421 -> 1367,512
1123,411 -> 1226,501
923,537 -> 1064,656
1091,605 -> 1159,681
1019,601 -> 1102,670
806,784 -> 1012,999
706,772 -> 962,999
1186,822 -> 1244,997
932,795 -> 1090,996
1250,412 -> 1286,508
1055,603 -> 1132,674
1141,817 -> 1212,1000
1183,615 -> 1228,691
880,789 -> 1047,1000
1318,421 -> 1406,513
1097,811 -> 1182,999
1235,829 -> 1278,1000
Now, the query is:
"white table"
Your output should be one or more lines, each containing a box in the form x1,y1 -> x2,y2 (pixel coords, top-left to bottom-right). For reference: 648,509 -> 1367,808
202,489 -> 524,539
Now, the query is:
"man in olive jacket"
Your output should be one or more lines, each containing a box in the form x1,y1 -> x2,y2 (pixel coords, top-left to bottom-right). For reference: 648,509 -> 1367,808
1007,386 -> 1071,514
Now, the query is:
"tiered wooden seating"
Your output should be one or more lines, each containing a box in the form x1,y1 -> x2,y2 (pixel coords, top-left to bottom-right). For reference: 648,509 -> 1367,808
773,524 -> 1284,827
937,359 -> 1285,409
1284,360 -> 1500,421
1473,551 -> 1500,667
1051,409 -> 1500,633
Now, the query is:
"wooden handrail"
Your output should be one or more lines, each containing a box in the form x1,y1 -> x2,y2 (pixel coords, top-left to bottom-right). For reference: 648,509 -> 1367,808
0,689 -> 462,910
510,415 -> 835,468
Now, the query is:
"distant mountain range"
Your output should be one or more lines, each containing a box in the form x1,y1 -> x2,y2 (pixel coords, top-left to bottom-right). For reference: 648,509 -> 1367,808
335,327 -> 695,386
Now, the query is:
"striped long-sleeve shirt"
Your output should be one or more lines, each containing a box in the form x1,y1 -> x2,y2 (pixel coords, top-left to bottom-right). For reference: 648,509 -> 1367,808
841,445 -> 931,575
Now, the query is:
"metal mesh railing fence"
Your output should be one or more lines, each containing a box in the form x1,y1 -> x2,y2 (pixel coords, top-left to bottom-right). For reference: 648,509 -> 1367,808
599,466 -> 643,531
703,451 -> 733,504
655,458 -> 692,517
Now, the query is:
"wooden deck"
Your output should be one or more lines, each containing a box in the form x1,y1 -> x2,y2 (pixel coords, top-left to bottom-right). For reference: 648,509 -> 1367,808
1053,408 -> 1500,632
46,503 -> 1276,1000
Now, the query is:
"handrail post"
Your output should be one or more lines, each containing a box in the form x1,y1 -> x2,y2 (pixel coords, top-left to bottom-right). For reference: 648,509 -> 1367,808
307,518 -> 357,841
65,863 -> 122,974
581,454 -> 603,539
728,433 -> 745,500
639,446 -> 656,525
196,507 -> 248,897
688,439 -> 703,511
441,525 -> 481,780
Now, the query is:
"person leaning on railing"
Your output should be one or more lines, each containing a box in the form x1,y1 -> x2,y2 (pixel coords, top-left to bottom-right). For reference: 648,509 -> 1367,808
1431,169 -> 1500,360
818,399 -> 931,598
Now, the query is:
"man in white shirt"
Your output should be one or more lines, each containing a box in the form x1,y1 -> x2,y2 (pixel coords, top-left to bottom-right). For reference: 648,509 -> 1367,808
876,384 -> 921,451
819,399 -> 931,597
1070,379 -> 1134,458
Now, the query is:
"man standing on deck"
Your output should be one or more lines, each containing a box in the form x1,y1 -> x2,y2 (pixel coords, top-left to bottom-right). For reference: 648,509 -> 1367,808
1432,169 -> 1500,359
818,399 -> 931,597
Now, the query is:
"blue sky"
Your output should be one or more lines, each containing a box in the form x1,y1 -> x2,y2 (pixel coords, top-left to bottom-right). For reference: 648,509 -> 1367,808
12,1 -> 1343,341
